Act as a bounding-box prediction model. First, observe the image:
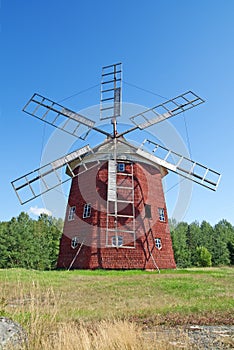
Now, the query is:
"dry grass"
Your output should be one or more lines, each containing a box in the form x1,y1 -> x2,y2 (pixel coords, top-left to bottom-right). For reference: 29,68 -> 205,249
0,267 -> 233,349
27,319 -> 193,350
0,279 -> 185,349
41,320 -> 150,350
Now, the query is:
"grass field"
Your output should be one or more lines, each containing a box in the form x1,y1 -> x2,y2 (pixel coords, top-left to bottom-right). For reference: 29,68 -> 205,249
0,267 -> 233,349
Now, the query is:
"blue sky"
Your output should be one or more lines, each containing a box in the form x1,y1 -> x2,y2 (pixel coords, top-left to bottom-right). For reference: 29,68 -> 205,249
0,0 -> 234,225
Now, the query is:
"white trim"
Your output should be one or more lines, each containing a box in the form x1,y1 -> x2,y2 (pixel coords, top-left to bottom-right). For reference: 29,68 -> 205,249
158,207 -> 166,222
155,238 -> 162,250
83,203 -> 91,218
68,206 -> 76,221
71,236 -> 78,249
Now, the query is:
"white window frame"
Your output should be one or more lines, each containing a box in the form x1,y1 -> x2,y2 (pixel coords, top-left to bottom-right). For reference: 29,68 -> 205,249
158,208 -> 165,222
83,203 -> 91,218
155,238 -> 162,250
71,236 -> 78,249
112,235 -> 123,247
117,163 -> 125,172
68,206 -> 76,221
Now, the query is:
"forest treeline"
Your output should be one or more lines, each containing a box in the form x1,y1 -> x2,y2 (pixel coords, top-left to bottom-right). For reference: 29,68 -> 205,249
0,212 -> 63,270
170,219 -> 234,267
0,212 -> 233,269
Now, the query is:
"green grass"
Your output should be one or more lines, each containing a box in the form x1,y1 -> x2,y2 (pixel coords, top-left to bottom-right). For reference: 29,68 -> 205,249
0,267 -> 233,326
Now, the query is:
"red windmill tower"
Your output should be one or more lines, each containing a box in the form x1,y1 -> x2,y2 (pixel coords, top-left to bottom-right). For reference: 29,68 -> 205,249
12,63 -> 221,270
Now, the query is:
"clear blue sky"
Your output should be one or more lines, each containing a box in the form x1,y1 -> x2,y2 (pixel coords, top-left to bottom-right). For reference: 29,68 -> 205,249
1,0 -> 234,225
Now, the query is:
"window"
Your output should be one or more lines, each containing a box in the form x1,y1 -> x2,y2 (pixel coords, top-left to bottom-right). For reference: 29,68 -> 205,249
68,206 -> 76,221
117,163 -> 125,172
83,203 -> 91,218
155,238 -> 162,250
112,235 -> 123,247
158,208 -> 165,222
71,236 -> 78,249
145,204 -> 152,219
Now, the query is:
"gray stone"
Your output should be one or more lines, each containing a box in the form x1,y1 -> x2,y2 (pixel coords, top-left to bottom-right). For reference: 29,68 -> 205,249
0,317 -> 27,349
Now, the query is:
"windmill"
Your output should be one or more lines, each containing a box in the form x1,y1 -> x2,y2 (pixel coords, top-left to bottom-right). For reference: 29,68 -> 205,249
12,63 -> 221,270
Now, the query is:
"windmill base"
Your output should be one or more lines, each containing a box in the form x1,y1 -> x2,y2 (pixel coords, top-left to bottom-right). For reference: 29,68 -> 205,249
57,235 -> 176,270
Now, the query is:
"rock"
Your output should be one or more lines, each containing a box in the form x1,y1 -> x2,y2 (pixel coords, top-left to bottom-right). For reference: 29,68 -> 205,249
0,317 -> 27,349
145,325 -> 234,349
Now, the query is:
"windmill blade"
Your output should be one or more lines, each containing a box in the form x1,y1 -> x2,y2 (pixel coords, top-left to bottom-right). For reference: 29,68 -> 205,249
11,145 -> 99,205
136,139 -> 221,191
23,93 -> 111,140
131,91 -> 204,129
100,63 -> 122,120
118,91 -> 204,138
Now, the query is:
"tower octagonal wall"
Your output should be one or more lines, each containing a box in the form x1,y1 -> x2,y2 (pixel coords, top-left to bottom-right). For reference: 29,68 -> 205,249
57,159 -> 176,270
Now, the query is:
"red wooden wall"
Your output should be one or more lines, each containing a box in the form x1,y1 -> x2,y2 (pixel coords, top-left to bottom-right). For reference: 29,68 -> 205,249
57,160 -> 176,270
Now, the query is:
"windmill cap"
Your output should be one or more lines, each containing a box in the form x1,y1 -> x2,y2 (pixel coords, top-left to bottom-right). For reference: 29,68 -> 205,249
66,136 -> 168,177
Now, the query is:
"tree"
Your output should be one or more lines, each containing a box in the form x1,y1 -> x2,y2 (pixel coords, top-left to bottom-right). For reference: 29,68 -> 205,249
194,246 -> 212,267
0,212 -> 63,270
212,221 -> 232,266
200,221 -> 214,253
227,241 -> 234,265
5,212 -> 34,268
171,222 -> 191,267
0,221 -> 9,268
186,221 -> 201,265
35,214 -> 62,269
